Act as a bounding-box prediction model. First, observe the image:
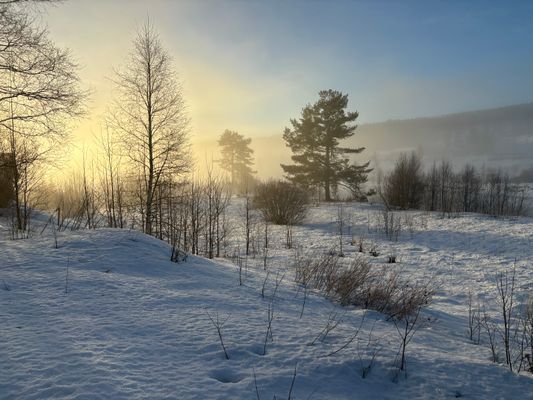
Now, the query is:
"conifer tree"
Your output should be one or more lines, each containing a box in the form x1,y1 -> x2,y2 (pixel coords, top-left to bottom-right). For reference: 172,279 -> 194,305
217,129 -> 255,193
281,90 -> 371,201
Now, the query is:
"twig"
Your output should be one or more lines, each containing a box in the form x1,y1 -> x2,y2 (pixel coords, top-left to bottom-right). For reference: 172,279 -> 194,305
206,311 -> 230,360
321,312 -> 366,358
253,368 -> 261,400
263,273 -> 284,355
261,270 -> 270,299
299,287 -> 308,319
357,321 -> 382,378
309,311 -> 344,346
263,299 -> 275,356
64,257 -> 70,294
287,363 -> 297,400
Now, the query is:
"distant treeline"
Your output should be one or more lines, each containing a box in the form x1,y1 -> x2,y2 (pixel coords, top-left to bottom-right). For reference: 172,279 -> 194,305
379,152 -> 529,217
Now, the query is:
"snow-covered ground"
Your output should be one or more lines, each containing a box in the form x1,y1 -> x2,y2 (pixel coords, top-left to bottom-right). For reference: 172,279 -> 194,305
1,203 -> 532,399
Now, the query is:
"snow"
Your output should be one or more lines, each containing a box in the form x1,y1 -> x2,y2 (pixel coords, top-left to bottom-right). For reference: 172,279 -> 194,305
1,203 -> 532,399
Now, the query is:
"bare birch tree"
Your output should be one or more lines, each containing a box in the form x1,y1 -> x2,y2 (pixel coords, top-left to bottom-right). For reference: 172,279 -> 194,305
109,20 -> 190,236
0,1 -> 85,232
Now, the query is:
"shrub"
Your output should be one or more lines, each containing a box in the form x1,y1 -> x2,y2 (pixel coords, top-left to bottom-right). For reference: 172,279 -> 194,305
254,180 -> 309,225
379,209 -> 402,241
294,250 -> 341,295
294,251 -> 434,320
381,151 -> 425,210
335,257 -> 372,306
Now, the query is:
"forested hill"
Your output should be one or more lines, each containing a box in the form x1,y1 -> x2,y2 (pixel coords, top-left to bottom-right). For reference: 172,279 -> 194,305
352,102 -> 533,175
195,102 -> 533,180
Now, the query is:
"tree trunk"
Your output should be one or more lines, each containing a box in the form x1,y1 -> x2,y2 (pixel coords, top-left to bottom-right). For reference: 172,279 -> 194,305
324,145 -> 332,201
145,59 -> 154,236
324,182 -> 331,202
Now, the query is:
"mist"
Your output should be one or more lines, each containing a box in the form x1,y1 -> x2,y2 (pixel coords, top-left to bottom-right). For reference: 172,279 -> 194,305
192,102 -> 533,183
2,2 -> 533,399
37,0 -> 533,185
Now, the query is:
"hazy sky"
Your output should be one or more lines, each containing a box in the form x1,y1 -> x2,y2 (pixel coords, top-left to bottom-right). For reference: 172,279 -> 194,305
43,0 -> 533,143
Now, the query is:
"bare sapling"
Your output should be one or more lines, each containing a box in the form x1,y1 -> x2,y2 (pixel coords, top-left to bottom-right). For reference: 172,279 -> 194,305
337,203 -> 345,256
262,220 -> 269,269
481,309 -> 499,363
321,312 -> 366,358
381,208 -> 402,241
52,212 -> 59,249
253,367 -> 261,400
286,224 -> 293,249
515,303 -> 532,374
262,272 -> 284,355
262,246 -> 268,271
299,286 -> 308,319
348,215 -> 356,246
263,220 -> 269,249
64,257 -> 70,295
467,289 -> 481,344
522,297 -> 533,373
309,311 -> 344,346
263,298 -> 275,356
287,363 -> 297,400
239,257 -> 243,286
272,271 -> 285,300
243,191 -> 253,256
357,322 -> 382,378
261,270 -> 270,299
496,266 -> 516,371
232,248 -> 245,286
392,297 -> 426,376
206,311 -> 230,360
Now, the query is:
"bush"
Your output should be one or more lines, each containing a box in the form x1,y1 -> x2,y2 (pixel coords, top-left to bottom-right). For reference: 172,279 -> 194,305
295,250 -> 341,295
381,151 -> 425,210
254,180 -> 309,225
294,251 -> 434,320
335,257 -> 372,306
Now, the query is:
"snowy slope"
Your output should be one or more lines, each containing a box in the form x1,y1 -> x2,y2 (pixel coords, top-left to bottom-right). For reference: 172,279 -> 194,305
1,205 -> 533,399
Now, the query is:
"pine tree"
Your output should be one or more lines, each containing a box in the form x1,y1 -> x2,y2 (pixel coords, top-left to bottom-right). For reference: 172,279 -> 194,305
281,90 -> 371,201
217,130 -> 255,193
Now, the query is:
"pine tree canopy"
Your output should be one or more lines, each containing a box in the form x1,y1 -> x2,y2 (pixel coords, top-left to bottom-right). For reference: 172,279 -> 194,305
281,89 -> 372,201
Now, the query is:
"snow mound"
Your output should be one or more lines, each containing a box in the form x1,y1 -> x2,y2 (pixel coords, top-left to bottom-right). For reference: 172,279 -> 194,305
1,227 -> 532,399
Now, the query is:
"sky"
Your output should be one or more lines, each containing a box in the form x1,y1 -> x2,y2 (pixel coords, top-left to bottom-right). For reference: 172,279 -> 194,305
42,0 -> 533,146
